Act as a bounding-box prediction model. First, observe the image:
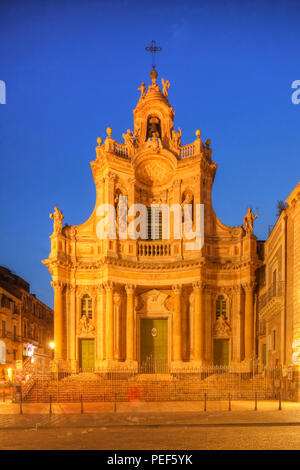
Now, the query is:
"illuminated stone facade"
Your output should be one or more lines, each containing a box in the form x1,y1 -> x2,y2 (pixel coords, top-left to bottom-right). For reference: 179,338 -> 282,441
257,183 -> 300,375
43,69 -> 262,373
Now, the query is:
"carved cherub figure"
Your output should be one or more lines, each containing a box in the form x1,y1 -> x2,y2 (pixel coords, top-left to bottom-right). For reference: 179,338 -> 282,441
138,82 -> 146,98
161,78 -> 170,97
243,207 -> 258,234
49,206 -> 64,235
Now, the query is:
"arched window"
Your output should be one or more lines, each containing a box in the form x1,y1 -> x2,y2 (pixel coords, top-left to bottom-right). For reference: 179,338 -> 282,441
81,294 -> 93,319
216,295 -> 227,319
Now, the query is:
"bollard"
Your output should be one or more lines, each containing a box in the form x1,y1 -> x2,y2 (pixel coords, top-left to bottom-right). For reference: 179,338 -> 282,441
278,390 -> 282,411
228,392 -> 231,411
254,392 -> 257,411
19,390 -> 23,415
204,392 -> 207,412
80,394 -> 84,414
49,395 -> 52,416
114,394 -> 117,413
3,390 -> 5,403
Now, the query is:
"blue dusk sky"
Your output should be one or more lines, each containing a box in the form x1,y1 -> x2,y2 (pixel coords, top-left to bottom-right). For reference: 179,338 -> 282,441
0,0 -> 299,308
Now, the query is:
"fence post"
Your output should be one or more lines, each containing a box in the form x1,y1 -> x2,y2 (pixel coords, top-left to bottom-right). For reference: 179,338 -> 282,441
19,389 -> 23,415
114,393 -> 117,413
278,389 -> 282,411
80,394 -> 84,414
2,390 -> 5,403
49,395 -> 52,416
228,392 -> 231,411
254,392 -> 257,411
204,392 -> 207,412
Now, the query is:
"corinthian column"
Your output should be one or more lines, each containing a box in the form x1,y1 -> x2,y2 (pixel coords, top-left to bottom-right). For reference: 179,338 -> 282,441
96,285 -> 104,363
125,284 -> 135,362
51,281 -> 65,360
193,282 -> 204,363
172,285 -> 182,362
244,282 -> 255,360
105,282 -> 114,360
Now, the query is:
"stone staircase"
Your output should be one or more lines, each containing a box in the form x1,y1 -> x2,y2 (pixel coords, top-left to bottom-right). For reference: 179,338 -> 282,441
24,371 -> 274,402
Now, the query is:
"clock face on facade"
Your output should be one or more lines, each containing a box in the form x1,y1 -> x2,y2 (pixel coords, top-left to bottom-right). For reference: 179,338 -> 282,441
151,327 -> 157,337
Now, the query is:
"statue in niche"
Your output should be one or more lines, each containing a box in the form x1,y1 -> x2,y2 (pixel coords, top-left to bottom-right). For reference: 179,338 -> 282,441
122,129 -> 135,156
49,206 -> 64,235
138,82 -> 146,98
114,192 -> 127,235
161,78 -> 170,97
172,127 -> 182,148
79,314 -> 95,334
181,192 -> 194,224
243,207 -> 258,235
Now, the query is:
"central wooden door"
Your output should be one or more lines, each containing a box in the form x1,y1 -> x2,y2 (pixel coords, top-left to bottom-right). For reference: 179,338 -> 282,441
140,319 -> 168,373
213,339 -> 229,366
79,339 -> 95,371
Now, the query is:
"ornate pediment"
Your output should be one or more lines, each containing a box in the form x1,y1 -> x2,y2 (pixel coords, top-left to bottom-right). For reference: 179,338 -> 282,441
138,289 -> 170,314
213,314 -> 231,338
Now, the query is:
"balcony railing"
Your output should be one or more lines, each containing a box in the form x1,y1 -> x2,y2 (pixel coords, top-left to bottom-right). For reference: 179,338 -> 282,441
137,240 -> 171,257
258,281 -> 285,311
113,142 -> 129,159
0,330 -> 23,342
180,144 -> 195,159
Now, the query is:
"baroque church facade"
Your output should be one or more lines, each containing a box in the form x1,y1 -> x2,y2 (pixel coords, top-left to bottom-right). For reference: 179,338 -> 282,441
43,68 -> 265,373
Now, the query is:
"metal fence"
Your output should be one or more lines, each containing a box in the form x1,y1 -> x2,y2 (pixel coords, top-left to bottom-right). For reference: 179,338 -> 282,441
15,359 -> 291,403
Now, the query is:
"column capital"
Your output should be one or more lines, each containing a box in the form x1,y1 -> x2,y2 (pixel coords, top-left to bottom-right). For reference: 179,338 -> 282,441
104,281 -> 114,291
96,284 -> 105,293
172,284 -> 182,295
125,284 -> 135,295
242,281 -> 256,293
51,281 -> 65,292
192,281 -> 204,291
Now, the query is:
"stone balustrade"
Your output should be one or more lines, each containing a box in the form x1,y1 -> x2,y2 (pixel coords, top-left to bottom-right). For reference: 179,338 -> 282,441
137,240 -> 171,257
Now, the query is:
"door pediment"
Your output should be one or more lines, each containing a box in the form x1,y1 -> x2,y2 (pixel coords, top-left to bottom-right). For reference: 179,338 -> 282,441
139,289 -> 170,314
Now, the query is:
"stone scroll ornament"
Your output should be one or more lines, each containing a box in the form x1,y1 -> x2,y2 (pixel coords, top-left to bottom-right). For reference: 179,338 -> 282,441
49,206 -> 64,235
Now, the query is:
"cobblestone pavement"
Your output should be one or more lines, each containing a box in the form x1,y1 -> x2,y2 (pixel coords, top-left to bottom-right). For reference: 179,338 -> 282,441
0,425 -> 300,450
0,400 -> 300,451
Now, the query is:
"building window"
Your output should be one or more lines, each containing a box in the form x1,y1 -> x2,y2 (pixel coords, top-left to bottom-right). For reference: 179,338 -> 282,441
216,295 -> 227,319
13,350 -> 17,361
1,320 -> 6,337
13,325 -> 17,341
81,295 -> 93,319
273,270 -> 277,296
273,330 -> 276,351
147,206 -> 162,240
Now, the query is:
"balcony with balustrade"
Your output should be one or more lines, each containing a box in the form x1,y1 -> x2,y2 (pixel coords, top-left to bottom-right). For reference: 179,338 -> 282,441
257,281 -> 285,314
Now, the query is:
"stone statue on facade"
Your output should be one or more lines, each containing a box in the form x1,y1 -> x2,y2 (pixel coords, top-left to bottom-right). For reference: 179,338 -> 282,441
172,127 -> 182,149
243,207 -> 258,235
49,206 -> 64,235
161,78 -> 170,97
138,82 -> 146,98
79,314 -> 95,334
122,129 -> 135,156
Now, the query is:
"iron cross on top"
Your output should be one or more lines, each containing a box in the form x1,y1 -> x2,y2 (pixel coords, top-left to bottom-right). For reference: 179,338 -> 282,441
145,40 -> 162,70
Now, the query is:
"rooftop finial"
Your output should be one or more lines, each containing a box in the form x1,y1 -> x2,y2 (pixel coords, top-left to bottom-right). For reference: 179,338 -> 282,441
145,40 -> 162,70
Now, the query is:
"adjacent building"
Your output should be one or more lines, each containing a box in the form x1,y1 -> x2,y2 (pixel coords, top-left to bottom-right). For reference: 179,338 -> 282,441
0,266 -> 54,378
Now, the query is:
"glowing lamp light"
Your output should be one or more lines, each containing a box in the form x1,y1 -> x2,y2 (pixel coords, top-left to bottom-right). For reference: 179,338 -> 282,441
7,368 -> 12,380
49,342 -> 55,350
